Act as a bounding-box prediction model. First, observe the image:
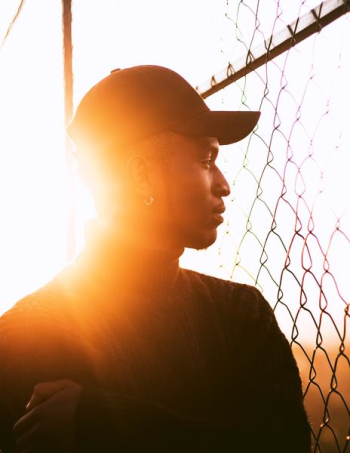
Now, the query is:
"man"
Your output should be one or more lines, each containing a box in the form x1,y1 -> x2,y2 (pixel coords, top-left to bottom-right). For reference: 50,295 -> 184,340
0,66 -> 311,452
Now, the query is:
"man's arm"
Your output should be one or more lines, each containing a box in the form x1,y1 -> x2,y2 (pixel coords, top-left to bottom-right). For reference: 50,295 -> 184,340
0,400 -> 17,453
14,379 -> 307,453
13,328 -> 311,453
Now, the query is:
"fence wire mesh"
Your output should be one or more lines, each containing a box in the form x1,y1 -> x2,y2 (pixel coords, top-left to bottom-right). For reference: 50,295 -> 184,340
182,2 -> 350,451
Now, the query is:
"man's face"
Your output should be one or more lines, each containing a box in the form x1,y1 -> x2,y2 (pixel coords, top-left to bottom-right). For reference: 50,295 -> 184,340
151,133 -> 231,250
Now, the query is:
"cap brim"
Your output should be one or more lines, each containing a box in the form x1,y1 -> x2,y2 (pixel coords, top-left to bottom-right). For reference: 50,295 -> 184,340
172,110 -> 261,145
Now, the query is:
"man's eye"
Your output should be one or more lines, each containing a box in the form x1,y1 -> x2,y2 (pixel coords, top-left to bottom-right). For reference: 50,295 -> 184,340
202,158 -> 213,168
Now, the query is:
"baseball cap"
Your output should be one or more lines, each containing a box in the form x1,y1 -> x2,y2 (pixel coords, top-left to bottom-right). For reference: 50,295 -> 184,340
67,65 -> 260,150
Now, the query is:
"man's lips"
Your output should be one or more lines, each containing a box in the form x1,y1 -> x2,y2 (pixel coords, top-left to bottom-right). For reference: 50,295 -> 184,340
212,204 -> 226,215
211,204 -> 226,224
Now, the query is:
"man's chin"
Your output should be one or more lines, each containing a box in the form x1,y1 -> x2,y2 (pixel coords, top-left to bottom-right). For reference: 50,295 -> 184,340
186,231 -> 218,251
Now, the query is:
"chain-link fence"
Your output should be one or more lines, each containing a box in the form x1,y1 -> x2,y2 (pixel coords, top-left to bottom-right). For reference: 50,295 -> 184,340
182,1 -> 350,451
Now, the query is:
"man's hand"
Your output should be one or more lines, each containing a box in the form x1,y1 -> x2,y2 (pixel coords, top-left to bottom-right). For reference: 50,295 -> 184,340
13,380 -> 82,453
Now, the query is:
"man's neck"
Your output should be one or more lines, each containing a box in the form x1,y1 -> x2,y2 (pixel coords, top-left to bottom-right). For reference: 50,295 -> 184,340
88,217 -> 185,261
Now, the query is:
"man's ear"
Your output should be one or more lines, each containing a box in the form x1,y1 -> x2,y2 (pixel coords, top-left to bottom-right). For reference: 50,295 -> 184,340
126,154 -> 153,198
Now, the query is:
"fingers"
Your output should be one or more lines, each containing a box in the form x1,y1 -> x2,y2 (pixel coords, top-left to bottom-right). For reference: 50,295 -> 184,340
13,409 -> 38,439
13,412 -> 46,453
14,380 -> 82,453
15,425 -> 40,451
26,379 -> 76,412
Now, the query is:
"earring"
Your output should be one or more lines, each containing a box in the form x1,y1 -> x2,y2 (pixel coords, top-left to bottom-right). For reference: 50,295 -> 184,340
144,196 -> 154,206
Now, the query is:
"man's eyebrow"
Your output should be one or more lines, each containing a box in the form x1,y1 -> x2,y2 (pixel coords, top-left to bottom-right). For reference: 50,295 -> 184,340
207,146 -> 219,156
193,142 -> 219,157
200,145 -> 219,153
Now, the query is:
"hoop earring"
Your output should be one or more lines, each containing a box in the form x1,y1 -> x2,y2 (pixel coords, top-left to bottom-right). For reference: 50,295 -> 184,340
144,196 -> 154,206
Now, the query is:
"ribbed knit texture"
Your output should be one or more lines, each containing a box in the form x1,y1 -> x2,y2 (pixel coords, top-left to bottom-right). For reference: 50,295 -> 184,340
0,238 -> 311,452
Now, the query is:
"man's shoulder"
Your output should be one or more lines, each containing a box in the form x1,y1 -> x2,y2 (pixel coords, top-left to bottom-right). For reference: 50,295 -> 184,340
0,269 -> 86,364
0,269 -> 102,372
0,279 -> 67,330
180,267 -> 262,300
180,267 -> 273,321
0,283 -> 71,374
0,274 -> 101,418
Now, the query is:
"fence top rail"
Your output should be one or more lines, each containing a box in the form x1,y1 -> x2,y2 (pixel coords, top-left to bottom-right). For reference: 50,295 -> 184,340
196,0 -> 350,99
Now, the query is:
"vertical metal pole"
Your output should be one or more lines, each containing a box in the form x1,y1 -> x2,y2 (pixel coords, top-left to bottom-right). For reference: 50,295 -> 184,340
62,0 -> 75,261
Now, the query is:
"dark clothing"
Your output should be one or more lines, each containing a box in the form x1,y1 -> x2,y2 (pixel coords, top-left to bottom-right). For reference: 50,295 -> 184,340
0,237 -> 311,452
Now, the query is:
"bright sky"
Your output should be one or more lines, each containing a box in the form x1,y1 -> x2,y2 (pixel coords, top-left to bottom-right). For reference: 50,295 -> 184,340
0,1 -> 349,351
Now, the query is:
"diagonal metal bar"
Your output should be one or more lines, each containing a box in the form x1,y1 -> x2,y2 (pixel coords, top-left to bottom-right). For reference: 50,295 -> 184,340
196,0 -> 350,98
0,0 -> 26,50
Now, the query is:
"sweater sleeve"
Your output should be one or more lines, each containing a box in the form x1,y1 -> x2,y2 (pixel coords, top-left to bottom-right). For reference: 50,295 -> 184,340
76,387 -> 239,452
0,399 -> 17,453
76,370 -> 310,453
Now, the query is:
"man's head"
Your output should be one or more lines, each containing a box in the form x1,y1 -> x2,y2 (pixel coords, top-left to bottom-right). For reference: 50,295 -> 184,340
67,65 -> 260,251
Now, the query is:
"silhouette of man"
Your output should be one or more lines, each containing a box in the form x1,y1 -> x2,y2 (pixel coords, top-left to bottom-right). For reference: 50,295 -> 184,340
0,66 -> 311,452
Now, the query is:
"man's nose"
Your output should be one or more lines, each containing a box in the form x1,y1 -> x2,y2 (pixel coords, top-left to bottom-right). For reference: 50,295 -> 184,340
213,168 -> 231,197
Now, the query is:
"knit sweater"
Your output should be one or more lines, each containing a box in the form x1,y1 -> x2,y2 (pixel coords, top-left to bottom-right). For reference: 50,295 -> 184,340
0,239 -> 311,452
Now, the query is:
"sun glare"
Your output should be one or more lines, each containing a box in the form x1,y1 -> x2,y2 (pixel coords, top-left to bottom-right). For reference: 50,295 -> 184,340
0,1 -> 349,352
0,0 -> 233,314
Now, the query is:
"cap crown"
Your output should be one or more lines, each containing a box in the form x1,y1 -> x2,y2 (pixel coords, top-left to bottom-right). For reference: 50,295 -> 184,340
68,66 -> 209,149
